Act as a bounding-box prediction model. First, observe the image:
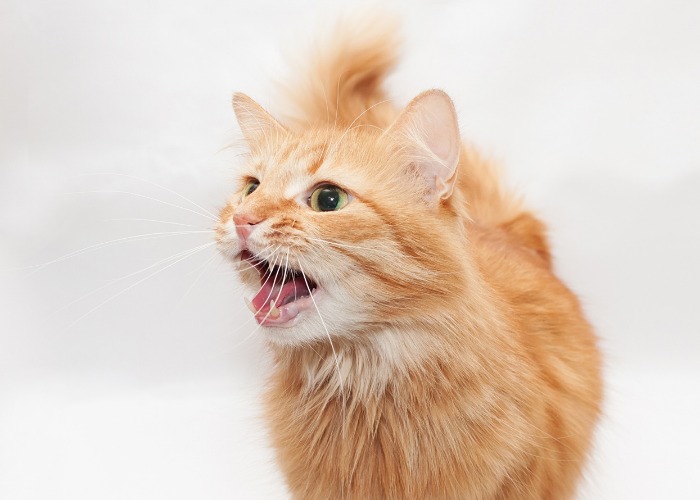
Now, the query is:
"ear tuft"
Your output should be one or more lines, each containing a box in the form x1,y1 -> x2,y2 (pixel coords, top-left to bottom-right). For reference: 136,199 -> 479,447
232,93 -> 287,145
387,90 -> 461,203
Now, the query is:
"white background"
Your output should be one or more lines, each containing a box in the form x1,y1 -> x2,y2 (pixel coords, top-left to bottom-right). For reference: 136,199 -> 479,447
1,0 -> 699,498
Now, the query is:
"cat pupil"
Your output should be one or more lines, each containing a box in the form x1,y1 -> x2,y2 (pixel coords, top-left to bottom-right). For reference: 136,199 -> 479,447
308,184 -> 347,212
245,181 -> 259,196
317,187 -> 339,211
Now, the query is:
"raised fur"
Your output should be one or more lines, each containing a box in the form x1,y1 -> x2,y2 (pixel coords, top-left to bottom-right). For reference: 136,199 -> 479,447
217,20 -> 602,500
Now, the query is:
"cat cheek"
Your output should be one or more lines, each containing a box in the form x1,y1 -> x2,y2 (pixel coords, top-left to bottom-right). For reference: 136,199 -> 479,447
215,211 -> 246,260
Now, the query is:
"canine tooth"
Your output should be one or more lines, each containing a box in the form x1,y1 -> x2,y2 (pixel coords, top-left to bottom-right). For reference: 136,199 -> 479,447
269,299 -> 280,319
244,297 -> 256,314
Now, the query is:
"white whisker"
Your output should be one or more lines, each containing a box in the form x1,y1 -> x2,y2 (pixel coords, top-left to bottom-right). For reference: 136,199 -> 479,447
178,252 -> 219,305
44,242 -> 216,320
328,98 -> 393,156
23,230 -> 212,274
260,252 -> 285,310
62,241 -> 215,331
244,245 -> 284,315
272,249 -> 291,309
254,224 -> 393,255
297,260 -> 347,435
104,217 -> 211,229
69,190 -> 218,222
77,172 -> 219,219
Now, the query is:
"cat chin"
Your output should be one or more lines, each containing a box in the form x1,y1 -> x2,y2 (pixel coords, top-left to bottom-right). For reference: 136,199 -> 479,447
253,291 -> 365,347
258,317 -> 331,347
241,286 -> 325,341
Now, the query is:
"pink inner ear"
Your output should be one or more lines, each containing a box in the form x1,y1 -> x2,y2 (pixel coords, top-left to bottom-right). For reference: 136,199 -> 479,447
396,90 -> 461,201
419,94 -> 460,169
233,93 -> 287,146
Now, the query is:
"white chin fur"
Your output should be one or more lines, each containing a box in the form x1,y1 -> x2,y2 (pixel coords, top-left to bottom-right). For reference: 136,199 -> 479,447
259,287 -> 363,347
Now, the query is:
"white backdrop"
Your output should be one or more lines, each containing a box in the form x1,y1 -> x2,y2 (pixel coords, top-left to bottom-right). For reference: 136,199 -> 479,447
1,1 -> 699,498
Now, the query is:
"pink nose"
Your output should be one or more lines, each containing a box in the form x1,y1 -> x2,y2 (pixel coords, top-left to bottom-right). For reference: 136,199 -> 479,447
233,212 -> 262,241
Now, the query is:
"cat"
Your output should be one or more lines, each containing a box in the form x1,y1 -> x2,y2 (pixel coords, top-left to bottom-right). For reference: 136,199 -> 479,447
216,20 -> 602,500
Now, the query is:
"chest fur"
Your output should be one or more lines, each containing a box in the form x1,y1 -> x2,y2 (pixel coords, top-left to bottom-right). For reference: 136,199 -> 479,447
263,359 -> 531,500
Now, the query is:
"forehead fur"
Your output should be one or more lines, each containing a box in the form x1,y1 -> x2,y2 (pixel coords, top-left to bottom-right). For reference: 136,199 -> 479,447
244,125 -> 425,208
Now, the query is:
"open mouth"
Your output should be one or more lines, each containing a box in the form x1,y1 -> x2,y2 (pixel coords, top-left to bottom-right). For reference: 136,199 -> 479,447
240,250 -> 318,328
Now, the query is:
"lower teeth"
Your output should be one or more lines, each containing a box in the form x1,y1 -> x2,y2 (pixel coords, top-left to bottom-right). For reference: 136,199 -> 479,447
269,299 -> 280,319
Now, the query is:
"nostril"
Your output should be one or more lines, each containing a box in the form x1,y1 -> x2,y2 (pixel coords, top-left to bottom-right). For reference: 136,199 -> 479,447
233,213 -> 261,227
233,212 -> 263,240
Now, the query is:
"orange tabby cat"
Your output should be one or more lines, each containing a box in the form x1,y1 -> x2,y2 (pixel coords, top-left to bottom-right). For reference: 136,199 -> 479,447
216,21 -> 602,500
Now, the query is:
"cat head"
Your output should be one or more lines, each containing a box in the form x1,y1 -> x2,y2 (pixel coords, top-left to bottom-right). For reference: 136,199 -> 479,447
216,91 -> 467,346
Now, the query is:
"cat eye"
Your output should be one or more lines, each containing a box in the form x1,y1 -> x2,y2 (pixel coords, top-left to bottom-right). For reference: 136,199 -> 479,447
242,179 -> 260,198
308,184 -> 349,212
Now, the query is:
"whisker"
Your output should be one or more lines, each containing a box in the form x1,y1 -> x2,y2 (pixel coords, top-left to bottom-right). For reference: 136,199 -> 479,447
221,254 -> 290,352
220,302 -> 272,352
44,242 -> 216,320
178,252 -> 219,305
62,241 -> 215,331
271,249 -> 291,309
297,260 -> 347,433
252,244 -> 283,266
238,226 -> 461,278
320,74 -> 331,157
236,224 -> 390,255
242,245 -> 284,315
328,98 -> 393,156
68,190 -> 218,222
348,123 -> 386,133
104,217 -> 211,230
234,261 -> 264,274
258,252 -> 285,312
22,230 -> 213,274
304,235 -> 385,253
77,172 -> 219,220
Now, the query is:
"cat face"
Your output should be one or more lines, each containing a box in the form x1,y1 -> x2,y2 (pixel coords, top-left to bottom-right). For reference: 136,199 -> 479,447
216,92 -> 464,346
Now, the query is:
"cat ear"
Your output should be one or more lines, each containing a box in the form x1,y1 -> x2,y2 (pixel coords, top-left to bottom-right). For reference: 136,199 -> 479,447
387,90 -> 461,203
232,93 -> 287,145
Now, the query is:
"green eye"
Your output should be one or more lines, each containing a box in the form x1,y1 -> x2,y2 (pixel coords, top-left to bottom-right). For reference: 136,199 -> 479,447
309,184 -> 349,212
242,179 -> 259,198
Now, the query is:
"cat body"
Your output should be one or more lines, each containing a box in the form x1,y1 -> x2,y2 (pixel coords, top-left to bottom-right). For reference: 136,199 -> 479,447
217,22 -> 602,500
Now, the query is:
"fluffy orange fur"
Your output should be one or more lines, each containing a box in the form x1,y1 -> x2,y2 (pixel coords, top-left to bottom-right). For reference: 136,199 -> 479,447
217,21 -> 602,499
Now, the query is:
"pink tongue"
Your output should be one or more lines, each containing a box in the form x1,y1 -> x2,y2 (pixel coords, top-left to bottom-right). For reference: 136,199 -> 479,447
251,276 -> 308,312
